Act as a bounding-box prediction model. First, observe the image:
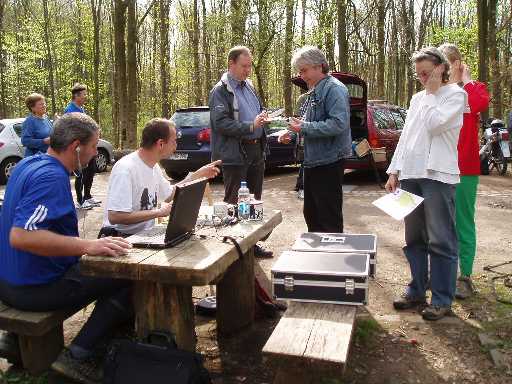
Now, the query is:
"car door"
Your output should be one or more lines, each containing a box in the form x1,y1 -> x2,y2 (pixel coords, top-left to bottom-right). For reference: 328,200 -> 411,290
265,123 -> 297,166
386,108 -> 406,154
372,107 -> 397,155
11,123 -> 25,156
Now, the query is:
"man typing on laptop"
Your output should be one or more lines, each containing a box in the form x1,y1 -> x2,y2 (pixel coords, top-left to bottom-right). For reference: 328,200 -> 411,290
101,118 -> 220,238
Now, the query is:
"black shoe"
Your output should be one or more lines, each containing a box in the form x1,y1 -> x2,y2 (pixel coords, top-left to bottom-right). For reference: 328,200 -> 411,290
421,305 -> 452,321
393,293 -> 427,310
52,348 -> 103,384
254,244 -> 273,259
0,331 -> 21,365
455,276 -> 475,300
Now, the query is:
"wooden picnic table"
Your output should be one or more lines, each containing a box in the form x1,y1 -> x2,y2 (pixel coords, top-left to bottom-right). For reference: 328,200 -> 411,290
80,210 -> 282,352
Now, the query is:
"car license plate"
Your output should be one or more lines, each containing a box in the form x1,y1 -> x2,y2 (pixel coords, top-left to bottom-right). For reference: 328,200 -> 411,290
169,153 -> 188,160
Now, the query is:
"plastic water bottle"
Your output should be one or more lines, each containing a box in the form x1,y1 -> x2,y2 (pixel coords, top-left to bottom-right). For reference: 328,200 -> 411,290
237,181 -> 250,220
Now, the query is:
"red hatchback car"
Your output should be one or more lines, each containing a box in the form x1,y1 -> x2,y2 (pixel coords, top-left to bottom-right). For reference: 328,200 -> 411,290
292,72 -> 406,170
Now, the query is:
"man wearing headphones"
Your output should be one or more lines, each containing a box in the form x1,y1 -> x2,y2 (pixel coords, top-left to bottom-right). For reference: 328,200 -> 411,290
102,118 -> 220,237
0,113 -> 133,383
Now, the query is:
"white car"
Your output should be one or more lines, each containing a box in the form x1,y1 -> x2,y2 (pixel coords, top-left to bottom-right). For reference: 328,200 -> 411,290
0,118 -> 115,184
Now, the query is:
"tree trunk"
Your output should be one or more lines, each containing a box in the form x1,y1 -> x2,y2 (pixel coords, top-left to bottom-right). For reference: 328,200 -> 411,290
126,0 -> 138,148
376,0 -> 386,98
159,0 -> 170,117
283,0 -> 294,116
336,0 -> 348,72
201,0 -> 211,101
230,0 -> 247,45
90,0 -> 103,123
477,0 -> 489,120
0,0 -> 7,117
301,0 -> 306,46
192,0 -> 201,105
42,0 -> 56,116
488,0 -> 500,118
114,0 -> 128,147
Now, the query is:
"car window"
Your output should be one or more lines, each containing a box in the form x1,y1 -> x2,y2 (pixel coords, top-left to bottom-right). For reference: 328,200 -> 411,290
13,123 -> 23,137
372,109 -> 396,130
345,84 -> 364,99
388,110 -> 405,131
171,111 -> 210,127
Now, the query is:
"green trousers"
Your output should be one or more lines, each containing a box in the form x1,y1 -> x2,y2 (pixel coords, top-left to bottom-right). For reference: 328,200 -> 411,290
455,175 -> 479,277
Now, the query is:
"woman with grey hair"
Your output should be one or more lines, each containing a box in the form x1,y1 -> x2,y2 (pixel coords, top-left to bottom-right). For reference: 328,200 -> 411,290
281,45 -> 352,233
385,46 -> 467,321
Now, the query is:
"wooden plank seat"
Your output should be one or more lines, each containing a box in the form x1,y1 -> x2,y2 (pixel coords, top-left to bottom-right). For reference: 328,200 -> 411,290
0,301 -> 83,375
263,301 -> 357,384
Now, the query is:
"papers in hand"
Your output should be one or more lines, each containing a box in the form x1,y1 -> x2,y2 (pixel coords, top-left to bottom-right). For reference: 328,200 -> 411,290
372,188 -> 424,220
267,108 -> 285,118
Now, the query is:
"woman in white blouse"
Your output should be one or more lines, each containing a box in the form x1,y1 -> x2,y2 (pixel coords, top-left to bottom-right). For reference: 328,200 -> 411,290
385,46 -> 467,321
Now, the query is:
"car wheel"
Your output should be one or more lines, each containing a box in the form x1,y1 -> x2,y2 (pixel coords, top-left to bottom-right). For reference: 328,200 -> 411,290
0,157 -> 21,185
95,149 -> 109,173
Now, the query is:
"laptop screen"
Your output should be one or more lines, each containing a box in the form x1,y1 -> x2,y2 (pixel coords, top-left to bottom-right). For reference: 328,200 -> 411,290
165,177 -> 208,241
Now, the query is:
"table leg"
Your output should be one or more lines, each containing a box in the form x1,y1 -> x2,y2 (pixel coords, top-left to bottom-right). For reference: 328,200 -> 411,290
216,245 -> 255,334
133,281 -> 196,351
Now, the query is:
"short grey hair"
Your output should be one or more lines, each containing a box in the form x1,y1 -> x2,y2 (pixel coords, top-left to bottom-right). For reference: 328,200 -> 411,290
291,46 -> 329,74
50,113 -> 99,152
411,46 -> 450,83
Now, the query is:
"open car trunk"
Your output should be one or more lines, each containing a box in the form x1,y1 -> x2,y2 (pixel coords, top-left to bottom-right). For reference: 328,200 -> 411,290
291,72 -> 368,142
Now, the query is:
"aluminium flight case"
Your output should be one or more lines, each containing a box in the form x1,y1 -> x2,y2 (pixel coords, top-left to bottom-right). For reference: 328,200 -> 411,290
271,250 -> 369,306
292,232 -> 377,277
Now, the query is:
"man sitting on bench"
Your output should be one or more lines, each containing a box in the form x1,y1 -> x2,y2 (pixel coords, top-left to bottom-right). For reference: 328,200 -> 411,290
0,113 -> 132,384
101,118 -> 220,238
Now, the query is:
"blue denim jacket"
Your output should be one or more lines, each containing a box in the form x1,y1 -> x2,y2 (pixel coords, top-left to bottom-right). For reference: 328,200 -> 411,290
301,75 -> 352,168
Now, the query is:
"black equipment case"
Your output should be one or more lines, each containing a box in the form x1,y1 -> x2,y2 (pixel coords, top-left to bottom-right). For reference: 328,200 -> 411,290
292,233 -> 377,277
271,250 -> 369,306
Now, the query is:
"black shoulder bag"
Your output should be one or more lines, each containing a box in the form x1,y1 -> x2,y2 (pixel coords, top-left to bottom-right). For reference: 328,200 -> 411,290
103,331 -> 211,384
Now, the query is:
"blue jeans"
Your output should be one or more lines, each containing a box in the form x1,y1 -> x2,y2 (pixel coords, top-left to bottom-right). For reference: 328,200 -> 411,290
400,178 -> 458,307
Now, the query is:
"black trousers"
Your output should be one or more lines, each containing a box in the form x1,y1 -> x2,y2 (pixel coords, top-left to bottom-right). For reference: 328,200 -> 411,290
0,265 -> 133,352
75,156 -> 96,204
303,159 -> 344,233
221,143 -> 265,205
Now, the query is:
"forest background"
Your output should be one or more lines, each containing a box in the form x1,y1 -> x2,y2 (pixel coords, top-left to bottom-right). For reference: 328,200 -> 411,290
0,0 -> 509,148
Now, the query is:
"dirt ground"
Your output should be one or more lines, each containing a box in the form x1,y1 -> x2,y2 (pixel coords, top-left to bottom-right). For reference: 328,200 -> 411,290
1,166 -> 512,384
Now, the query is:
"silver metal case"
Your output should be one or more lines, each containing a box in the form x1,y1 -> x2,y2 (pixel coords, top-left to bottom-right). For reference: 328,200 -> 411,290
292,232 -> 377,277
271,250 -> 369,306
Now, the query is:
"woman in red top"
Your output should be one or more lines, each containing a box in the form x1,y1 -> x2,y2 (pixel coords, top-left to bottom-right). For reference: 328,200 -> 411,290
439,44 -> 490,299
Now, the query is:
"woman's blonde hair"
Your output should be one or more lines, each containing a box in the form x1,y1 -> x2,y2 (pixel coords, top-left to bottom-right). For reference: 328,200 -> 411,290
438,43 -> 462,64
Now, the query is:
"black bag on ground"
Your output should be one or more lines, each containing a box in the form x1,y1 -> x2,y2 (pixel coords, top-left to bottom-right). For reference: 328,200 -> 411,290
103,332 -> 211,384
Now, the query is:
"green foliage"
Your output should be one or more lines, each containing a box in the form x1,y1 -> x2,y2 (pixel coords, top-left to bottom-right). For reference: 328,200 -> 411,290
429,24 -> 479,79
354,317 -> 381,346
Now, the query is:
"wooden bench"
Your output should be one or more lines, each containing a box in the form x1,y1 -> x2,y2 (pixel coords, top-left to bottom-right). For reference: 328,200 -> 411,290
0,301 -> 82,375
263,301 -> 357,384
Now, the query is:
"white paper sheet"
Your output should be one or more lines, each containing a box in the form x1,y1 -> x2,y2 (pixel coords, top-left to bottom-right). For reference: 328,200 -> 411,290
372,188 -> 424,220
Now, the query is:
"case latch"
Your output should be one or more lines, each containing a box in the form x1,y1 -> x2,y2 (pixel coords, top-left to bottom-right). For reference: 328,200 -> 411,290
345,279 -> 355,295
284,276 -> 295,292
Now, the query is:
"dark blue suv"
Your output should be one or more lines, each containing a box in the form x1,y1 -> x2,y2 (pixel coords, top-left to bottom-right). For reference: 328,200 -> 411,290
159,106 -> 298,180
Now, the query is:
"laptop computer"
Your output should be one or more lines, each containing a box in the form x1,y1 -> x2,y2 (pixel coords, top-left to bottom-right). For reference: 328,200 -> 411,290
126,177 -> 208,249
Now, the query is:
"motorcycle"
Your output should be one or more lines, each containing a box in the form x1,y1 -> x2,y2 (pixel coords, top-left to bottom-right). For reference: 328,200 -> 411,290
480,119 -> 510,176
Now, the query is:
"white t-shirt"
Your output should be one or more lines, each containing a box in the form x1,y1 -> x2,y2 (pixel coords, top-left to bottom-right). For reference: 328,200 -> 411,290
387,84 -> 467,184
103,151 -> 173,234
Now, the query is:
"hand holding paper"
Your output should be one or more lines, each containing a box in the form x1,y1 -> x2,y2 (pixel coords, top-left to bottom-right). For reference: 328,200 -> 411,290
372,188 -> 424,220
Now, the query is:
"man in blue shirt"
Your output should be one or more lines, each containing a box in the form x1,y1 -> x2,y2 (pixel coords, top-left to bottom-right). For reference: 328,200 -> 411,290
209,46 -> 272,258
0,113 -> 132,383
64,83 -> 100,210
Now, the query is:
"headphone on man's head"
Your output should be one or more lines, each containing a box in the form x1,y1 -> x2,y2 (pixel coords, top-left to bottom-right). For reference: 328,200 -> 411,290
76,146 -> 80,153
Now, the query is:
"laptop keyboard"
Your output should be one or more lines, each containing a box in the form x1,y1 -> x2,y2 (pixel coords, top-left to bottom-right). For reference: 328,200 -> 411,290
128,227 -> 166,244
